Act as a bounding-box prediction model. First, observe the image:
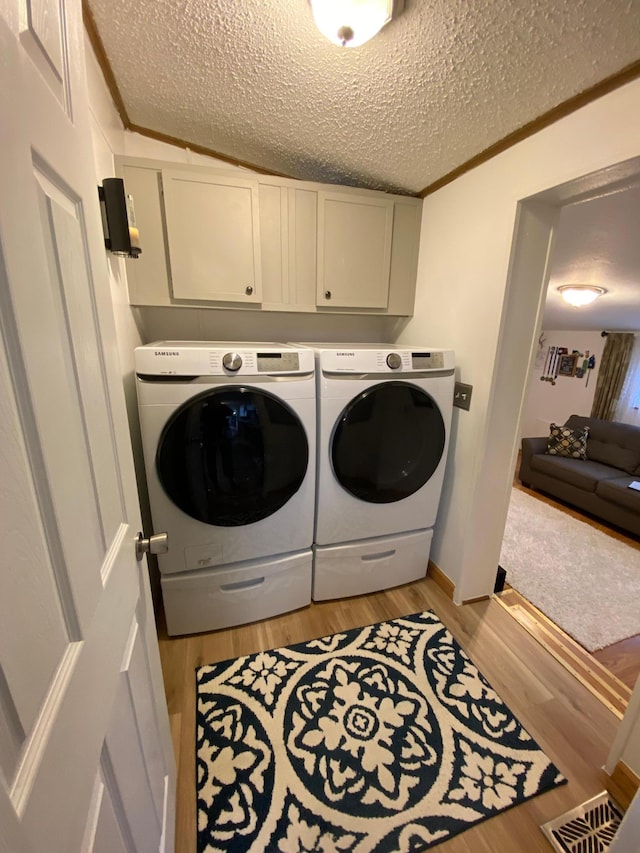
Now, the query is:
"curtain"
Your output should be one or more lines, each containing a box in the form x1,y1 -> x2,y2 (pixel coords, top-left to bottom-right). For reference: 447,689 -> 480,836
590,332 -> 635,420
615,335 -> 640,426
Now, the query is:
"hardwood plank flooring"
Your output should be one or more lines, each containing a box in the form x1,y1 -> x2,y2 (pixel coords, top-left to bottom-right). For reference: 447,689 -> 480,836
510,463 -> 640,691
593,635 -> 640,689
158,576 -> 621,853
495,588 -> 631,718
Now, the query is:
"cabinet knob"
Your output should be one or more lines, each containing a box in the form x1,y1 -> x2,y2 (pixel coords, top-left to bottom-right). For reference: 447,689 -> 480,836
324,290 -> 331,300
245,285 -> 253,295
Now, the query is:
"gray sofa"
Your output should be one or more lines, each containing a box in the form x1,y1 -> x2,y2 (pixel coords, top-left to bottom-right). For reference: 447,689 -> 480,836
520,414 -> 640,537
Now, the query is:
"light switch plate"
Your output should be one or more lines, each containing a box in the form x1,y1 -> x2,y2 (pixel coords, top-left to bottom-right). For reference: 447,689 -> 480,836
454,382 -> 472,411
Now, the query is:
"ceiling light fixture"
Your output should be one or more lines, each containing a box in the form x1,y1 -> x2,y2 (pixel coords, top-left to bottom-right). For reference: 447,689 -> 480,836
558,285 -> 607,308
309,0 -> 404,48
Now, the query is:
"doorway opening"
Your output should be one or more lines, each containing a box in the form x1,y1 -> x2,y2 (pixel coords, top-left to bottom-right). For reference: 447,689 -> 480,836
494,158 -> 640,714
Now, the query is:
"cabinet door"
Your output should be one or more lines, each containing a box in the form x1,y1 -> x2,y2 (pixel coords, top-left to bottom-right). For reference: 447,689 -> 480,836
162,169 -> 262,303
317,192 -> 394,309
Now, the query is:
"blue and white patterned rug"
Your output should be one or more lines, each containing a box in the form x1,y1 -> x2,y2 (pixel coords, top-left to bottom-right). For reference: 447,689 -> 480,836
196,611 -> 565,852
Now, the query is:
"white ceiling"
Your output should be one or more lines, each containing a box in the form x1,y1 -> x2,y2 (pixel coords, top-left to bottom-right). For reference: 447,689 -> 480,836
86,0 -> 640,195
543,183 -> 640,331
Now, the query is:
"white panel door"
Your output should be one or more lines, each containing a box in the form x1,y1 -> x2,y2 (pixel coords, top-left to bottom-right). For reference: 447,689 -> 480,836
0,2 -> 175,852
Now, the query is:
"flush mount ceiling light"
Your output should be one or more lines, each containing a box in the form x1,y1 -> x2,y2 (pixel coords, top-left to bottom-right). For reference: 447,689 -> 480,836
309,0 -> 405,48
558,285 -> 607,308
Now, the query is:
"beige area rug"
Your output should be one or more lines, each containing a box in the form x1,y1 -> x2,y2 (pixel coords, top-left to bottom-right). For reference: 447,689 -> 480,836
196,612 -> 565,852
499,489 -> 640,652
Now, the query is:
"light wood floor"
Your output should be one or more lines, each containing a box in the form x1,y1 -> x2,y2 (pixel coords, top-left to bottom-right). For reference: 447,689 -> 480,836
158,576 -> 621,853
510,476 -> 640,690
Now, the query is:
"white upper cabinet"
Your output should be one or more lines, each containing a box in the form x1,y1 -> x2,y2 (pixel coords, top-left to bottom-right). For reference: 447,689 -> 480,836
317,192 -> 394,309
118,157 -> 422,316
161,169 -> 262,303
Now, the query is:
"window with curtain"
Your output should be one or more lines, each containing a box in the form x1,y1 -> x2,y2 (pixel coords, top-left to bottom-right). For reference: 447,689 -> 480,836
590,332 -> 635,420
615,335 -> 640,426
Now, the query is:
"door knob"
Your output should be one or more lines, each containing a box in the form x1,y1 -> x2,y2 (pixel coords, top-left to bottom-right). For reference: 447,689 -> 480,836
136,531 -> 169,561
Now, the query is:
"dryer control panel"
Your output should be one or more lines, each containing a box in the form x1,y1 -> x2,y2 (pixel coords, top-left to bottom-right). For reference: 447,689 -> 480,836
411,352 -> 445,370
318,347 -> 454,374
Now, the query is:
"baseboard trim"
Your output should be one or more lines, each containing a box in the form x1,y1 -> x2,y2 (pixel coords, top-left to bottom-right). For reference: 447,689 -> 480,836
462,595 -> 491,605
607,760 -> 640,812
427,561 -> 455,600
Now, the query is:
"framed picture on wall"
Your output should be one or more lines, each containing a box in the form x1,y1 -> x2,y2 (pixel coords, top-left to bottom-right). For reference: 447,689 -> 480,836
558,354 -> 578,377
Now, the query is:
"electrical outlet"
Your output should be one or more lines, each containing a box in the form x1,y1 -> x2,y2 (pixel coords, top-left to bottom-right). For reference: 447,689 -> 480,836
453,382 -> 472,411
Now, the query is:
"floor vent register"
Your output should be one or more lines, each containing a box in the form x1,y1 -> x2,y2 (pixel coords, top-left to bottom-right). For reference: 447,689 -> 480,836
541,792 -> 623,852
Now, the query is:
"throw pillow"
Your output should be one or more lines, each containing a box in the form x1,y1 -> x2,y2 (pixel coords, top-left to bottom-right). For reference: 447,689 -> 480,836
546,423 -> 589,459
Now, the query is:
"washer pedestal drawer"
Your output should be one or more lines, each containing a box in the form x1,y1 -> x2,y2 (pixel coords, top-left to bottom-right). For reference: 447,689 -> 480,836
312,529 -> 433,601
161,550 -> 312,636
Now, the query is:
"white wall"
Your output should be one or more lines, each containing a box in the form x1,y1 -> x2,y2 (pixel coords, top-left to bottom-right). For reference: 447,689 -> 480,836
85,34 -> 148,526
607,674 -> 640,777
139,306 -> 395,345
397,77 -> 640,601
609,790 -> 640,853
521,330 -> 605,437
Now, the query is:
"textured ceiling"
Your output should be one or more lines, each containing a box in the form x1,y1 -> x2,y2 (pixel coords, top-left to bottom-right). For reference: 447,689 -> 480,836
86,0 -> 640,195
544,183 -> 640,331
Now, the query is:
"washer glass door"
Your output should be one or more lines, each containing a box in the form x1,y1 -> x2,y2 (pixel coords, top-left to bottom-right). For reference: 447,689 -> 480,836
331,381 -> 446,503
156,387 -> 308,526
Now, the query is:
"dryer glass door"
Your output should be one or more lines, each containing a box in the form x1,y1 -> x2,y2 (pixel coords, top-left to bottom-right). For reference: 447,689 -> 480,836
331,381 -> 445,503
156,387 -> 308,526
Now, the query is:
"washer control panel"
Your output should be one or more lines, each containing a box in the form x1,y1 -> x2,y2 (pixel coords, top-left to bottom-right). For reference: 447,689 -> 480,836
134,342 -> 312,376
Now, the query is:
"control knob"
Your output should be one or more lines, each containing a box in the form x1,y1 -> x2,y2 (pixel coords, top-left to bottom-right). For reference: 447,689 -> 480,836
386,352 -> 402,369
222,352 -> 243,372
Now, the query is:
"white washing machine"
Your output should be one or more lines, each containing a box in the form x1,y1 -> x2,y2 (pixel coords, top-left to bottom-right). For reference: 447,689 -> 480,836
306,344 -> 455,600
135,342 -> 316,635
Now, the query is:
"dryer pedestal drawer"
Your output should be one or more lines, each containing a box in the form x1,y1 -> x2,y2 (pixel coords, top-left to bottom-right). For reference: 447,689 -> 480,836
312,529 -> 433,601
161,550 -> 312,635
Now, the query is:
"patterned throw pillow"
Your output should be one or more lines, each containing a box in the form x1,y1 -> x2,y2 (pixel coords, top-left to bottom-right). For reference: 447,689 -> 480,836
546,423 -> 589,459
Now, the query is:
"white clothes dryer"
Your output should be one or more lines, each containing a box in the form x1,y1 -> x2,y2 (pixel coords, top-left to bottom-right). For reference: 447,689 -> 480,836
135,342 -> 316,634
306,344 -> 455,601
